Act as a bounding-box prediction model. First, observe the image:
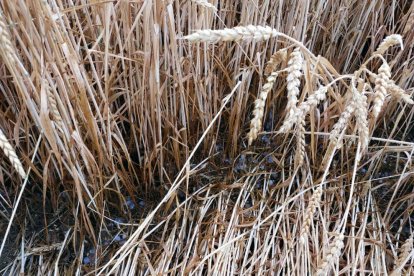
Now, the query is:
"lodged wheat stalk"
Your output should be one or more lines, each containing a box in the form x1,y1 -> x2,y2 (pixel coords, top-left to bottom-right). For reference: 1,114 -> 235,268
285,48 -> 304,118
300,186 -> 322,243
191,0 -> 217,11
372,63 -> 391,119
374,34 -> 403,55
316,233 -> 345,275
389,235 -> 413,276
0,129 -> 26,179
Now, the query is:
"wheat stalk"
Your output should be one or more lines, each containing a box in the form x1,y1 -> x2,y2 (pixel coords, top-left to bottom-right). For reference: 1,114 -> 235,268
0,128 -> 26,179
300,186 -> 322,243
192,0 -> 217,11
247,70 -> 279,145
374,34 -> 403,55
372,63 -> 391,119
316,233 -> 345,275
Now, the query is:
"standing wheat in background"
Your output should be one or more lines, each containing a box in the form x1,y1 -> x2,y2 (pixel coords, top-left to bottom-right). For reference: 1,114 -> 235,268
0,129 -> 26,179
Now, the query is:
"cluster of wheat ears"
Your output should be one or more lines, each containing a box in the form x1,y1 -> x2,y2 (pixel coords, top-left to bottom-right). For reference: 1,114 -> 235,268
0,1 -> 413,273
182,25 -> 413,274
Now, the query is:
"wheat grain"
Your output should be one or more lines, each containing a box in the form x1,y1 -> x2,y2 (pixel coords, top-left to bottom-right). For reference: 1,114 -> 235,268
372,63 -> 391,119
247,71 -> 279,145
264,48 -> 287,76
192,0 -> 217,11
389,235 -> 413,276
374,34 -> 403,55
0,128 -> 26,179
300,186 -> 322,243
316,233 -> 345,275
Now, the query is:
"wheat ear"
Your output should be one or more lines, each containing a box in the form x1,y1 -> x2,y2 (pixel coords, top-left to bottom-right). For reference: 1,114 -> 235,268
247,70 -> 278,145
0,129 -> 26,179
294,117 -> 306,167
300,186 -> 322,243
192,0 -> 217,11
264,48 -> 287,76
183,25 -> 281,42
386,80 -> 414,104
47,85 -> 64,127
0,14 -> 16,63
316,233 -> 345,275
374,34 -> 403,55
353,88 -> 369,153
279,86 -> 328,133
285,48 -> 303,118
389,235 -> 413,276
372,63 -> 391,119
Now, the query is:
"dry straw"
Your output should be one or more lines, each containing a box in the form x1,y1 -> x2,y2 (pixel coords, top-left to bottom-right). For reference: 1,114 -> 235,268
0,129 -> 26,179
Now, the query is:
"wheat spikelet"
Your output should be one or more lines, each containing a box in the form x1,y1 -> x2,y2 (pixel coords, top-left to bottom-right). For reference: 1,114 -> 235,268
279,86 -> 327,133
264,48 -> 287,76
192,0 -> 217,11
0,128 -> 26,179
247,71 -> 279,145
389,235 -> 413,276
374,34 -> 404,55
183,25 -> 280,43
0,14 -> 16,63
285,48 -> 303,118
372,63 -> 391,119
316,233 -> 345,275
300,186 -> 322,243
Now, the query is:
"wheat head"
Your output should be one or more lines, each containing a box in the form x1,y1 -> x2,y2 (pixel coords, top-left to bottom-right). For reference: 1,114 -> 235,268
300,186 -> 323,243
317,233 -> 345,275
372,63 -> 391,119
183,25 -> 280,42
192,0 -> 217,11
374,34 -> 403,55
247,70 -> 279,145
285,48 -> 303,118
0,128 -> 26,179
0,14 -> 16,64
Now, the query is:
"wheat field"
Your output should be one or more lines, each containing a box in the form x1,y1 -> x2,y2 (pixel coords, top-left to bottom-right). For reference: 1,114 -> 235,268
0,0 -> 413,275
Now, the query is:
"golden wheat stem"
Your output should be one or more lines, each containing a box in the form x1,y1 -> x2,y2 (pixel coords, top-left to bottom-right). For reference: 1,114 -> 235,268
0,128 -> 26,179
